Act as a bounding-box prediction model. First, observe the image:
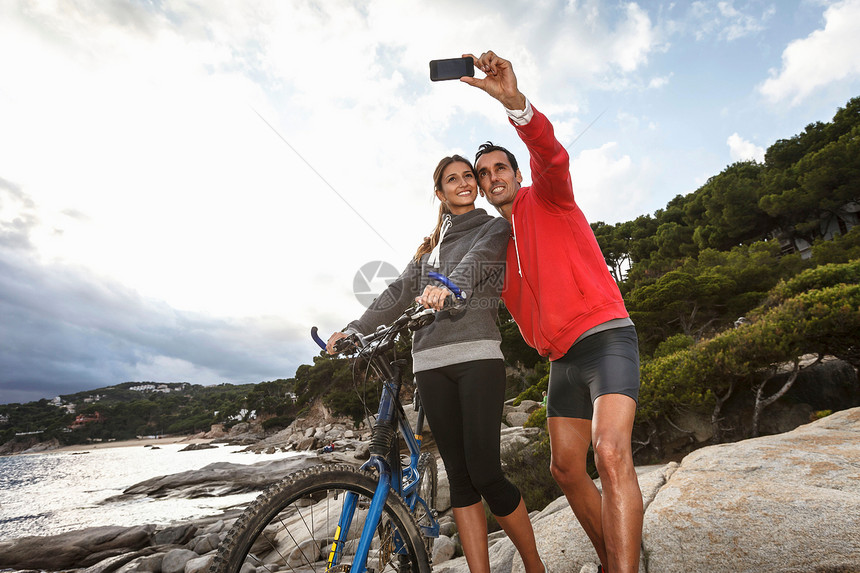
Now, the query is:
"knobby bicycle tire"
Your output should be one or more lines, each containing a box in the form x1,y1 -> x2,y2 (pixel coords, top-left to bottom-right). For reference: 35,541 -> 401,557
210,464 -> 430,573
412,452 -> 438,554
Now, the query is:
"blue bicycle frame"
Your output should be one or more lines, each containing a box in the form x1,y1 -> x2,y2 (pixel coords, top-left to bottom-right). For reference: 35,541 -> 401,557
311,271 -> 462,572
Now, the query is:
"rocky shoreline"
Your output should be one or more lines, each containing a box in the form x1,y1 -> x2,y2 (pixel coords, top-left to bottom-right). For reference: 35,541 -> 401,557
1,403 -> 859,573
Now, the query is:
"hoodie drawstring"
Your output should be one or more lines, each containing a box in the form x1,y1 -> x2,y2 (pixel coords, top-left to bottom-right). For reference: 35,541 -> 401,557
428,214 -> 452,268
511,213 -> 523,277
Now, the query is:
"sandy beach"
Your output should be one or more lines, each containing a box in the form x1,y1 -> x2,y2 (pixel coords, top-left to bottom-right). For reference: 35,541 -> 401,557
52,435 -> 215,453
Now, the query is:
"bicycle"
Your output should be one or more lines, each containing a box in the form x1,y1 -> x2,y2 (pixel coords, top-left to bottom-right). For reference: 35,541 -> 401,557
211,272 -> 467,573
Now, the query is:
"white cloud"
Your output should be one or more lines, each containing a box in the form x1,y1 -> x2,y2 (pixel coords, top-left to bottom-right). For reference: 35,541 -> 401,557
0,0 -> 447,323
648,74 -> 672,89
570,142 -> 652,224
727,133 -> 765,162
718,1 -> 775,41
611,3 -> 659,72
759,0 -> 860,105
547,1 -> 664,91
682,0 -> 774,41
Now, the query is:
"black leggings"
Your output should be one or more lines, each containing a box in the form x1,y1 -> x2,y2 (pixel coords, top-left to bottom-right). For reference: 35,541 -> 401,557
415,359 -> 521,517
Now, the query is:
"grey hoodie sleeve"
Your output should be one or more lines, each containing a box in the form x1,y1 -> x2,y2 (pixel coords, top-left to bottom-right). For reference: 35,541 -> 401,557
345,259 -> 421,335
446,217 -> 510,297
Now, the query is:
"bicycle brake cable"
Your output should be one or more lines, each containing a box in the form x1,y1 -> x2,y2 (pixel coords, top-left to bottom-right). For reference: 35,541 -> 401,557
354,321 -> 397,424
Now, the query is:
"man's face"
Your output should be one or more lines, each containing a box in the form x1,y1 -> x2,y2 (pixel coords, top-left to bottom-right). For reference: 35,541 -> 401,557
476,150 -> 522,209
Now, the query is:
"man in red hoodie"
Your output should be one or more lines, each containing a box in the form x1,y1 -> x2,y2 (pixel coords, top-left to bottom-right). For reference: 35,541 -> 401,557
462,51 -> 643,573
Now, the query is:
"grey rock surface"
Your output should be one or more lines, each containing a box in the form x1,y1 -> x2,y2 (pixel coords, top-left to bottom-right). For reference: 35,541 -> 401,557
643,407 -> 860,573
118,454 -> 318,498
434,408 -> 860,573
0,525 -> 154,570
190,532 -> 220,555
183,553 -> 215,573
160,549 -> 198,573
153,524 -> 197,546
432,535 -> 457,564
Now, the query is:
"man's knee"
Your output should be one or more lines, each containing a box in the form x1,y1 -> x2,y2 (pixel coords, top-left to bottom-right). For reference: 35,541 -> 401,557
549,457 -> 572,486
550,455 -> 590,489
592,437 -> 633,481
547,418 -> 594,489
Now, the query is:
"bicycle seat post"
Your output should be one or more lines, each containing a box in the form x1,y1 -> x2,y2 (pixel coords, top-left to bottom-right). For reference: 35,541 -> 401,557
414,391 -> 426,439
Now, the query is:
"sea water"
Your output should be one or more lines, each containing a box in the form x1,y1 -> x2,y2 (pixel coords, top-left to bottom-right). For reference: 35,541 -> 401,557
0,443 -> 299,540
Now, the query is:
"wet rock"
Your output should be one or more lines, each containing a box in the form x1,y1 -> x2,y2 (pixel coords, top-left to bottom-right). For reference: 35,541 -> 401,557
179,443 -> 218,452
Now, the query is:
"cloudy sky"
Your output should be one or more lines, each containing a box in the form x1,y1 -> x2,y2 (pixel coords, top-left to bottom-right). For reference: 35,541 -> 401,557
2,0 -> 859,404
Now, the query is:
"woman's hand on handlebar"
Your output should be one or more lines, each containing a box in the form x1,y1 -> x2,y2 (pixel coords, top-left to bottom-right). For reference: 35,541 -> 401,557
416,285 -> 453,311
326,332 -> 348,355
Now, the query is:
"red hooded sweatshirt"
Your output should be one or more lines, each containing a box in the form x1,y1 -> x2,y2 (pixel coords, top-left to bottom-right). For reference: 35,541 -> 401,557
501,106 -> 630,360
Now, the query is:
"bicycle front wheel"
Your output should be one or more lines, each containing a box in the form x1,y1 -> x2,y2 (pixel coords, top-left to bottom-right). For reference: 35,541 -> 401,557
211,464 -> 430,573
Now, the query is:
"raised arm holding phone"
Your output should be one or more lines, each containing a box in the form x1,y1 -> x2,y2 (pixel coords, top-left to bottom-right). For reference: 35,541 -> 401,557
461,50 -> 644,573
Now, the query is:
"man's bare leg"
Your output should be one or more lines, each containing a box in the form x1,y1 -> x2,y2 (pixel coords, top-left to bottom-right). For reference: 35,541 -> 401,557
452,501 -> 490,573
592,393 -> 642,573
547,416 -> 608,568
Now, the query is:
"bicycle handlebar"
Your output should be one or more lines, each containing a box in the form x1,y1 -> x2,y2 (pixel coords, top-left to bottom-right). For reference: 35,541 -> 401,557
311,272 -> 464,352
311,327 -> 327,351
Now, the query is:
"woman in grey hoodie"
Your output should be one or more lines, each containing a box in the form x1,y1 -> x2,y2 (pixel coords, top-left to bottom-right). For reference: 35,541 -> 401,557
327,155 -> 546,573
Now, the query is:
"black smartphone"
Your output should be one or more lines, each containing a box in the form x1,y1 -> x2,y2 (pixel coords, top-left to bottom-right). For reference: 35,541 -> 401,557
429,57 -> 474,82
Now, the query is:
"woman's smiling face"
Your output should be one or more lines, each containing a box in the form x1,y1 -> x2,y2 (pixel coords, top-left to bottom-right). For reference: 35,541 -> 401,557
435,161 -> 478,215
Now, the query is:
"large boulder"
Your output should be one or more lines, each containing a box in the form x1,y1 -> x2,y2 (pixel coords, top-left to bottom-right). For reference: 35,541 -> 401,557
643,407 -> 860,573
436,407 -> 860,573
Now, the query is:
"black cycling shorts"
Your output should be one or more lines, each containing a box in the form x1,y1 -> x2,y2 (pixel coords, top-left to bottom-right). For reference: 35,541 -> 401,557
547,326 -> 640,420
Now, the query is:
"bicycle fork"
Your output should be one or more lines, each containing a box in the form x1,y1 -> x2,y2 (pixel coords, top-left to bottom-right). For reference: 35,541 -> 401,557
327,371 -> 405,573
327,467 -> 393,573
